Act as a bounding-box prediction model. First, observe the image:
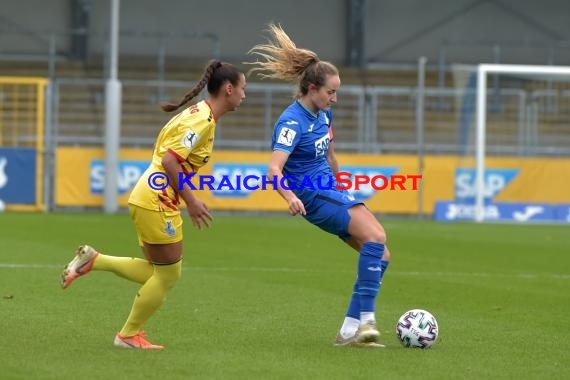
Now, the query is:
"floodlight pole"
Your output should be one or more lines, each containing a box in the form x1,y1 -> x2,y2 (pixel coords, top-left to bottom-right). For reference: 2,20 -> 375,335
103,0 -> 122,213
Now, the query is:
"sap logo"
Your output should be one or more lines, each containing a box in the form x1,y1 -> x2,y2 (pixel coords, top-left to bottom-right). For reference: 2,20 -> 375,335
90,160 -> 150,195
339,166 -> 399,201
211,163 -> 267,198
444,203 -> 500,221
314,133 -> 330,158
454,168 -> 519,201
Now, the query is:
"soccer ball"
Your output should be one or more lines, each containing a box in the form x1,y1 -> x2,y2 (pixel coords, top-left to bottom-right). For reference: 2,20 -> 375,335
396,309 -> 439,348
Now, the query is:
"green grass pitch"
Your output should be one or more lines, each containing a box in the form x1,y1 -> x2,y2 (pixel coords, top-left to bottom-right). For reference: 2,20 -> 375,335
1,212 -> 569,380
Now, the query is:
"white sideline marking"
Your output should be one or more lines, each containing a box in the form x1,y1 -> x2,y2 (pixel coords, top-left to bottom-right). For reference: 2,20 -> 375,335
0,263 -> 63,269
0,263 -> 568,280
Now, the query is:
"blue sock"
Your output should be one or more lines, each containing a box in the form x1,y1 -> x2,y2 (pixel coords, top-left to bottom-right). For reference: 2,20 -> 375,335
357,242 -> 385,312
380,260 -> 389,282
346,259 -> 390,318
345,248 -> 390,318
346,280 -> 360,319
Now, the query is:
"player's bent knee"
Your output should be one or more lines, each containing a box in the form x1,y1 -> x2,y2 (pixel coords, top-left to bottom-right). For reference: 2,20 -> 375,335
371,231 -> 387,244
154,260 -> 182,290
350,225 -> 386,244
363,230 -> 386,245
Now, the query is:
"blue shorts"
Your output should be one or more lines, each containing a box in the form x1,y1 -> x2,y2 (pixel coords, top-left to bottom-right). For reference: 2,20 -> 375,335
301,188 -> 363,240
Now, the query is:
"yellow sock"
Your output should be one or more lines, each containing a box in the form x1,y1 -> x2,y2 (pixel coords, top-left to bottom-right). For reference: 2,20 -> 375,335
93,254 -> 153,284
119,260 -> 182,337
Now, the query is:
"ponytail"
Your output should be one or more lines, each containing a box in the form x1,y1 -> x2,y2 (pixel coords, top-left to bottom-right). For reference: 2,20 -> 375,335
159,60 -> 223,112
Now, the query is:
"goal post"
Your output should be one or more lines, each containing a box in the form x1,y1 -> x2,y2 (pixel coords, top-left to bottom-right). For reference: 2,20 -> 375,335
0,76 -> 48,211
475,64 -> 570,222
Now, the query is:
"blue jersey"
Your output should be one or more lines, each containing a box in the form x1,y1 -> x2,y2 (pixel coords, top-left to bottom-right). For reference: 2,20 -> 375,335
272,100 -> 362,240
272,100 -> 334,201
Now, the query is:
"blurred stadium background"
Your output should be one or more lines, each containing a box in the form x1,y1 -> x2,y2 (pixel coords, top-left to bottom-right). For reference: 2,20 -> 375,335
1,0 -> 570,222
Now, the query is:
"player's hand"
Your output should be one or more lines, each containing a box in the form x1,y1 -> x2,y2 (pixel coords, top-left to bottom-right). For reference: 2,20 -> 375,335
186,198 -> 213,229
287,196 -> 306,216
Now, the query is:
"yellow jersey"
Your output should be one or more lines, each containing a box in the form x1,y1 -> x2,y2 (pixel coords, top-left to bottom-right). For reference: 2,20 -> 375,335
129,100 -> 216,211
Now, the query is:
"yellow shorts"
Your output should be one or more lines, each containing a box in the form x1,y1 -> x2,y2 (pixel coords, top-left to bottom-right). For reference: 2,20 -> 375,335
128,204 -> 183,245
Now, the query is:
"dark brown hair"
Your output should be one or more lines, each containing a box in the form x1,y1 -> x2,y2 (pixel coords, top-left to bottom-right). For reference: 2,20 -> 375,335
160,59 -> 242,112
245,23 -> 338,97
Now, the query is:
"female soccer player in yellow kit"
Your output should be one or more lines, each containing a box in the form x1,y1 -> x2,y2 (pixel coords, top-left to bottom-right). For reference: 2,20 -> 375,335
60,60 -> 246,349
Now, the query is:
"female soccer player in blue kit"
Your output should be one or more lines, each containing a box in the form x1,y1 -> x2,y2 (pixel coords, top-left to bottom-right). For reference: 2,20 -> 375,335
246,24 -> 391,347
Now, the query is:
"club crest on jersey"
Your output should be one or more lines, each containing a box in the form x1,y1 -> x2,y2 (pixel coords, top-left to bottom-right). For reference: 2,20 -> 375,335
277,127 -> 296,146
182,130 -> 200,149
164,220 -> 176,237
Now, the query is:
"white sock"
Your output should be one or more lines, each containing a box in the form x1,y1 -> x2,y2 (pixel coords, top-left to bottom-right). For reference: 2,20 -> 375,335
360,312 -> 375,324
340,317 -> 360,338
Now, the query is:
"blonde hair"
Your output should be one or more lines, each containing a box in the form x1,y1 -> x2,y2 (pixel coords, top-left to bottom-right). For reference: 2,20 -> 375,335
245,23 -> 338,96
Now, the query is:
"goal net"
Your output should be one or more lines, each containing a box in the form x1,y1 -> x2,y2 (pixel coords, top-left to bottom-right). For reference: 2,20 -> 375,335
447,64 -> 570,223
